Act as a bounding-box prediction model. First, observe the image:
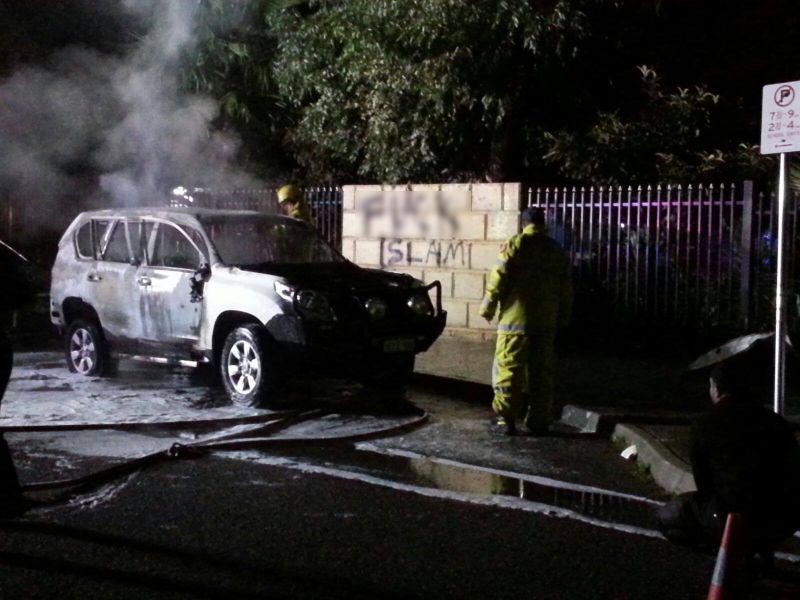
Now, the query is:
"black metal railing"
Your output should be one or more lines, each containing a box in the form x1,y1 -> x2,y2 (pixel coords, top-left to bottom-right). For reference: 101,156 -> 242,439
525,181 -> 799,335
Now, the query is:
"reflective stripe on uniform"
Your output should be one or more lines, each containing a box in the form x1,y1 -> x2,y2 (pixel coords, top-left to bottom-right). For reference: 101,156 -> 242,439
497,324 -> 527,332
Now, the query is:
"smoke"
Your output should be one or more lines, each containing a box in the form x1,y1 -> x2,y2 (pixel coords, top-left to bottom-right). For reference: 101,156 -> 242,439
0,0 -> 261,225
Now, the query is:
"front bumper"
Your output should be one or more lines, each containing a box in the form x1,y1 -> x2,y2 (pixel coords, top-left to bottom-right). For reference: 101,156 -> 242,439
263,280 -> 447,375
265,310 -> 447,357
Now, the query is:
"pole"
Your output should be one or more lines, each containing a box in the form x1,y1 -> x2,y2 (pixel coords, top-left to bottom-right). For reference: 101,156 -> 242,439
774,153 -> 787,415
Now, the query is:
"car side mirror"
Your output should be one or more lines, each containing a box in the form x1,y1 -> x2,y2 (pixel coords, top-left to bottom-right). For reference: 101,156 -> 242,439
195,263 -> 211,282
190,263 -> 211,303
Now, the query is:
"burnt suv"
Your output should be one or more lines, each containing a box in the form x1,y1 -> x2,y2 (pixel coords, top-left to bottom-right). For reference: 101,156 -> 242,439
50,208 -> 446,406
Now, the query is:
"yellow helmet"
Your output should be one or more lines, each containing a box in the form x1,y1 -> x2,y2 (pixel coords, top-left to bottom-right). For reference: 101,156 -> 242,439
277,184 -> 302,204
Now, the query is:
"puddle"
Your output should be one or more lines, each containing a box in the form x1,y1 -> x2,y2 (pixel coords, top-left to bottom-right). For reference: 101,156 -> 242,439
266,446 -> 658,530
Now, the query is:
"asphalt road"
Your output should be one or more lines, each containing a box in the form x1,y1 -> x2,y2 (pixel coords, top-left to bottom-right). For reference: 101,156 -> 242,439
2,456 -> 713,599
2,354 -> 799,598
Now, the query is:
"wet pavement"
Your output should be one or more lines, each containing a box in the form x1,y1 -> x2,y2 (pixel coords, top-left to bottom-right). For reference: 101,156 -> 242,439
3,343 -> 800,597
3,350 -> 666,508
0,456 -> 719,600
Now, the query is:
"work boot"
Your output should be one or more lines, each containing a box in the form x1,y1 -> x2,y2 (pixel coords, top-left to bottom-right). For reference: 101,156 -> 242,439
490,415 -> 517,436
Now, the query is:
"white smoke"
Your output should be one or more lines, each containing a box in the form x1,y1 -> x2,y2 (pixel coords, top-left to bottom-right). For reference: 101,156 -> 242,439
0,0 -> 260,219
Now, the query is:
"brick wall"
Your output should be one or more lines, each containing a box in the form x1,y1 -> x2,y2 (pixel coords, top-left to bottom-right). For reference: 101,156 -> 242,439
341,183 -> 523,338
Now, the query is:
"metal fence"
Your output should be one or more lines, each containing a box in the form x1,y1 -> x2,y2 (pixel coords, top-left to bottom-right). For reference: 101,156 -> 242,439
525,181 -> 800,334
168,186 -> 343,250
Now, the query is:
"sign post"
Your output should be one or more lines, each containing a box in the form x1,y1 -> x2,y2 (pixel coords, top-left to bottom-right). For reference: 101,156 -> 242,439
761,81 -> 800,415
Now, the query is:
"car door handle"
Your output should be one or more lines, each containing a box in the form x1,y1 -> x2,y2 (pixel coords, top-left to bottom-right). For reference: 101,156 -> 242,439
87,274 -> 102,282
137,276 -> 152,286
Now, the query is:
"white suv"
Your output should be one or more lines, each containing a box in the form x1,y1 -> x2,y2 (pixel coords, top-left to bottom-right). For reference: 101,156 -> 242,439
50,208 -> 446,406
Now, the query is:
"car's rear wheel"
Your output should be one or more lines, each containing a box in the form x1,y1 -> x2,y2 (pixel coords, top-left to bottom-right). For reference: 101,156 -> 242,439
220,325 -> 282,408
65,319 -> 110,376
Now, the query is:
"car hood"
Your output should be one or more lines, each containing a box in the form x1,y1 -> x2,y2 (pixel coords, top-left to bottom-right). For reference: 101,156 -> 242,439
234,262 -> 421,293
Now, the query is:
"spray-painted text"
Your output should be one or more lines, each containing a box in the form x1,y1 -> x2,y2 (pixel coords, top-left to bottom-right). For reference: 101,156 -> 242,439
380,238 -> 469,269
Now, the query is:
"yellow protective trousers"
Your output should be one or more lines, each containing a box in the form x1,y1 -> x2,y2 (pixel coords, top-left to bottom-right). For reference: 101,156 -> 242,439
491,331 -> 556,430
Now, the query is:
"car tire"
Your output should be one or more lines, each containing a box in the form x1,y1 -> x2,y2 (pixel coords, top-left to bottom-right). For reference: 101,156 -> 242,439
220,325 -> 282,408
65,319 -> 110,377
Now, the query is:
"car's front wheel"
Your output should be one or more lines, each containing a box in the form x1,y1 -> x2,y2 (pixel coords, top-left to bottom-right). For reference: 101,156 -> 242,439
65,319 -> 110,376
220,325 -> 282,408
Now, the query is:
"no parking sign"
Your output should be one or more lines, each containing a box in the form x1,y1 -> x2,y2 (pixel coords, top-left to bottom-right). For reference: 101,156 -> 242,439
761,81 -> 800,154
760,80 -> 800,415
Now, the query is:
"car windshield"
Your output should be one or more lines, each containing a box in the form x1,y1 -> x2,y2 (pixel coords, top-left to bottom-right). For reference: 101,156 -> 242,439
203,215 -> 344,266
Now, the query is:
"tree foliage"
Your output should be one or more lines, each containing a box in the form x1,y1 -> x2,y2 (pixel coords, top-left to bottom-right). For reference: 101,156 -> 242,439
266,0 -> 597,183
181,0 -> 300,179
179,0 -> 780,186
542,66 -> 773,184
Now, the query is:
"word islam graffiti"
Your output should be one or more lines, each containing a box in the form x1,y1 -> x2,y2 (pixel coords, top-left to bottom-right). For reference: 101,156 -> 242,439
380,238 -> 468,268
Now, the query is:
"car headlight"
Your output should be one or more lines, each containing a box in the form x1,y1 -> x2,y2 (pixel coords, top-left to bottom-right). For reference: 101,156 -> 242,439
296,290 -> 336,321
407,293 -> 433,316
364,297 -> 388,320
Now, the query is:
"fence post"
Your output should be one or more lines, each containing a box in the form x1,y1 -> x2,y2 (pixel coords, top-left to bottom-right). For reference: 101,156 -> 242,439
739,180 -> 754,330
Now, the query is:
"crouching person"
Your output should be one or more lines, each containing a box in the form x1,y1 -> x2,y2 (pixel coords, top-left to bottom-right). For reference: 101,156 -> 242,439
657,360 -> 800,564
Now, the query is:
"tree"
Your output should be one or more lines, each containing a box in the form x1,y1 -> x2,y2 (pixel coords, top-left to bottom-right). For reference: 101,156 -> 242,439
181,0 -> 790,186
267,0 -> 598,183
180,0 -> 299,180
542,66 -> 773,184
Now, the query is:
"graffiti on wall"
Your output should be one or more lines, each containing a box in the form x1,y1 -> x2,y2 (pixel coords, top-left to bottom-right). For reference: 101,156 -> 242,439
360,189 -> 462,239
380,238 -> 469,269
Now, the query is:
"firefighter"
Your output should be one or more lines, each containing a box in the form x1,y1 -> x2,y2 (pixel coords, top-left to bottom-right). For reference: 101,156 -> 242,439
277,184 -> 314,226
480,207 -> 572,435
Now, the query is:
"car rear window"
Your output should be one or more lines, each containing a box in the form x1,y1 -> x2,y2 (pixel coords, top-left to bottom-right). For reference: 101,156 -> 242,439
75,222 -> 93,259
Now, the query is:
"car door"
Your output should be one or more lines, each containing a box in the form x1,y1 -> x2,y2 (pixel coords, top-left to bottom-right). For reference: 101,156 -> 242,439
139,219 -> 207,355
90,218 -> 146,348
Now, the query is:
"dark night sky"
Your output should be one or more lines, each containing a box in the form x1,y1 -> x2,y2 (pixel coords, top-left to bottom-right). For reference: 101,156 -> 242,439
2,1 -> 798,90
631,1 -> 800,111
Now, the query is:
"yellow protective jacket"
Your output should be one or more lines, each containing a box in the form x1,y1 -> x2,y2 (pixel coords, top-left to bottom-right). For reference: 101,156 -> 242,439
480,224 -> 573,334
288,202 -> 314,227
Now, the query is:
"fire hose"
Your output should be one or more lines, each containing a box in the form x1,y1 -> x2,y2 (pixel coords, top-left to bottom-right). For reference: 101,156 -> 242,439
1,405 -> 429,505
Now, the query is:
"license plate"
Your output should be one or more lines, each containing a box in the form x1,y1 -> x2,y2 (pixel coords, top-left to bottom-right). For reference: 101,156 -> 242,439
383,338 -> 415,353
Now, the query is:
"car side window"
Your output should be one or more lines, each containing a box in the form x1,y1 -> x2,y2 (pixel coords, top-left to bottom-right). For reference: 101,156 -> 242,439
127,221 -> 143,263
75,221 -> 93,259
99,219 -> 143,264
93,219 -> 112,260
148,221 -> 203,270
103,221 -> 130,263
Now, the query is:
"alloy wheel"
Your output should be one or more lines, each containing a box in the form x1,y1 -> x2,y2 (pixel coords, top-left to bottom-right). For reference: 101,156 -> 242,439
69,328 -> 97,375
226,339 -> 262,395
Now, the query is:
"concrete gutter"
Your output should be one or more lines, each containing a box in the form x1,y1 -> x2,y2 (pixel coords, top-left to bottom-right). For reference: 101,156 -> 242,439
559,404 -> 699,435
611,423 -> 696,495
559,404 -> 697,495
